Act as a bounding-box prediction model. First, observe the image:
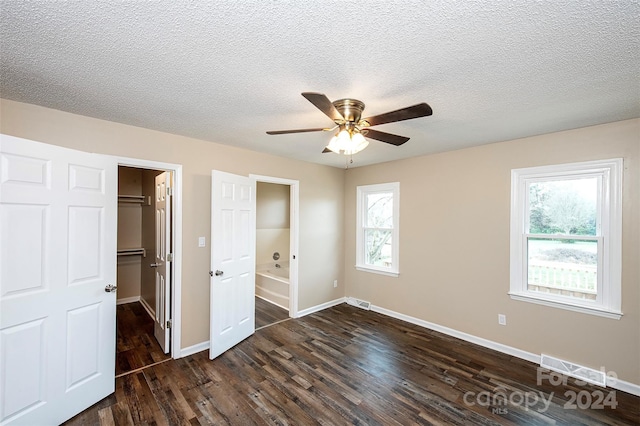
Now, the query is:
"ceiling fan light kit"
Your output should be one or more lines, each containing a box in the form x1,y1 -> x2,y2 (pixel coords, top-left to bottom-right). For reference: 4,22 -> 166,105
267,92 -> 433,158
326,128 -> 369,155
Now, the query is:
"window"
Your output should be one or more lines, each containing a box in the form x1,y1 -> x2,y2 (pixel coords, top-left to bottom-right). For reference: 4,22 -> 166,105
356,182 -> 399,276
510,159 -> 622,319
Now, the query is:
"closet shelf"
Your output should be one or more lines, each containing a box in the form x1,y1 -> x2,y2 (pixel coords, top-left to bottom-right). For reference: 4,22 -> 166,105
117,248 -> 146,257
118,195 -> 146,204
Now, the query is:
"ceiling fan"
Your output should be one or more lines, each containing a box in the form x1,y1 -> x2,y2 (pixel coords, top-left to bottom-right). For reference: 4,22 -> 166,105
266,92 -> 433,155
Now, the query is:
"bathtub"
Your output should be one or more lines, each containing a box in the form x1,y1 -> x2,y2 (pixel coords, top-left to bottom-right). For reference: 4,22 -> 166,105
255,263 -> 289,310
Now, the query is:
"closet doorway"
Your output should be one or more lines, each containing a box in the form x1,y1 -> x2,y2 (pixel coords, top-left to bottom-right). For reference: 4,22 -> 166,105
116,166 -> 174,376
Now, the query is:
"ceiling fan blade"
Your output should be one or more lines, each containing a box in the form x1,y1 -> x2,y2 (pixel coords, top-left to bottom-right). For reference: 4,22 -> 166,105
362,128 -> 410,146
322,147 -> 332,153
362,103 -> 432,127
266,127 -> 327,135
301,92 -> 344,122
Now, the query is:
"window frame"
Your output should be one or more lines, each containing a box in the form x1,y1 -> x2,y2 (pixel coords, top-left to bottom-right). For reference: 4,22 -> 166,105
356,182 -> 400,277
509,159 -> 623,319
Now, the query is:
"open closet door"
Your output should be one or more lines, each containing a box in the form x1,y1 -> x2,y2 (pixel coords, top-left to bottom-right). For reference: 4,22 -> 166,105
209,170 -> 256,359
153,172 -> 171,354
0,134 -> 117,425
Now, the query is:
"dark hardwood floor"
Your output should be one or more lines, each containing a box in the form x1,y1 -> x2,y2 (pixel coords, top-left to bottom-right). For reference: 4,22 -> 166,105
116,302 -> 171,377
67,304 -> 639,425
116,297 -> 284,378
255,296 -> 289,329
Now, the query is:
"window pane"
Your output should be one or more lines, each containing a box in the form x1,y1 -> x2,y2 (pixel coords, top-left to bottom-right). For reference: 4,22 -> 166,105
528,178 -> 597,236
366,192 -> 393,228
365,229 -> 393,267
527,238 -> 598,300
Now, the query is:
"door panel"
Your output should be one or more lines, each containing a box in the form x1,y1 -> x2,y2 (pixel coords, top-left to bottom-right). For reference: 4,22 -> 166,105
153,172 -> 171,354
0,134 -> 117,425
210,170 -> 255,359
237,272 -> 252,325
0,204 -> 47,296
68,206 -> 103,284
66,303 -> 101,389
0,319 -> 46,420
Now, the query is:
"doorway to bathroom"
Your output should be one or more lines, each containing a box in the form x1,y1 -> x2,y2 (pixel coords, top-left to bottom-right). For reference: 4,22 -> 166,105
252,175 -> 299,329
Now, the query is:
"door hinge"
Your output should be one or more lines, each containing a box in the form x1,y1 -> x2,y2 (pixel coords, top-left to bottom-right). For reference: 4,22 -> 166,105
166,186 -> 173,196
166,320 -> 172,329
167,253 -> 173,262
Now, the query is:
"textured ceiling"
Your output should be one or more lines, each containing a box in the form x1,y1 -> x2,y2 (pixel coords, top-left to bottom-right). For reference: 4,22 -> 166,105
1,1 -> 639,168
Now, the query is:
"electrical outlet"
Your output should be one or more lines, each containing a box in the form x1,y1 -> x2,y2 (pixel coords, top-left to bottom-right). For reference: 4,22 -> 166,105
333,280 -> 338,288
498,314 -> 507,325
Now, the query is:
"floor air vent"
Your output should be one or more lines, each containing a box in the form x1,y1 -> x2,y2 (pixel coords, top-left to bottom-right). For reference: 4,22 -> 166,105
540,354 -> 606,387
347,297 -> 371,310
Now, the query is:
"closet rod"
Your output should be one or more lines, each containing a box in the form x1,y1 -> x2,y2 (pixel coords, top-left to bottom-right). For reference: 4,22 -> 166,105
118,195 -> 147,204
117,248 -> 146,257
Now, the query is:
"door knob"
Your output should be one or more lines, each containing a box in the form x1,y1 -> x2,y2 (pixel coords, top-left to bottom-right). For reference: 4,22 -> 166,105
150,263 -> 159,267
105,284 -> 117,293
214,270 -> 224,276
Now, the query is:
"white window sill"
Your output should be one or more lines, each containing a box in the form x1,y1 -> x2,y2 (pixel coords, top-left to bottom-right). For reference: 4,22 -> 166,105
355,265 -> 399,277
508,292 -> 622,320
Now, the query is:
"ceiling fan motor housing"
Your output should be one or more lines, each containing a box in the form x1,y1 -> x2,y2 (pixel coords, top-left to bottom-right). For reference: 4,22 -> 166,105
332,99 -> 365,124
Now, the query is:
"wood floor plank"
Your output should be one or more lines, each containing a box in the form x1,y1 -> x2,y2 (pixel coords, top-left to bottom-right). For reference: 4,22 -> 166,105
253,378 -> 317,425
115,302 -> 171,376
255,296 -> 289,329
65,303 -> 640,426
110,401 -> 135,425
120,372 -> 156,424
97,407 -> 115,426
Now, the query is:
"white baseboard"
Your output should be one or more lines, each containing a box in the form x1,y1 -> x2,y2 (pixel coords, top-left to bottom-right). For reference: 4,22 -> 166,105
139,297 -> 155,320
371,305 -> 539,363
180,341 -> 209,358
368,304 -> 640,397
116,296 -> 140,305
608,377 -> 640,397
297,297 -> 346,318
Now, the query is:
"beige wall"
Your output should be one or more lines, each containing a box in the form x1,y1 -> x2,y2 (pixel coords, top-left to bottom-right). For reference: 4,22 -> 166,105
117,167 -> 143,301
256,182 -> 290,229
0,99 -> 346,349
256,182 -> 290,266
344,118 -> 640,384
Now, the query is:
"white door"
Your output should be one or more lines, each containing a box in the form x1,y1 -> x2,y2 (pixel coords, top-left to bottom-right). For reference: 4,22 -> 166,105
153,172 -> 171,354
210,170 -> 256,359
0,134 -> 117,425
